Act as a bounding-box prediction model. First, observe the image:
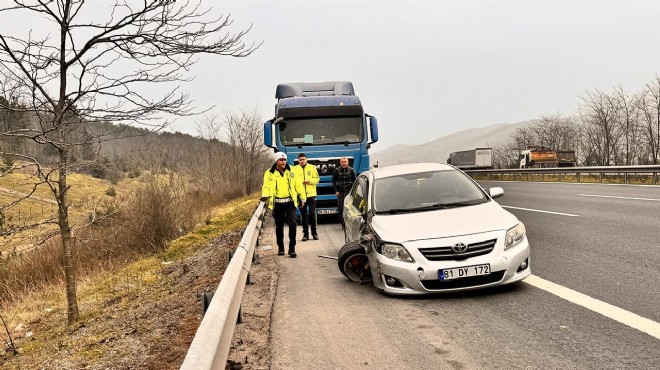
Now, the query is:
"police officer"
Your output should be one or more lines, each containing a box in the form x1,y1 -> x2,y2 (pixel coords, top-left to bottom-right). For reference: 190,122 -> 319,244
292,153 -> 320,241
261,152 -> 305,258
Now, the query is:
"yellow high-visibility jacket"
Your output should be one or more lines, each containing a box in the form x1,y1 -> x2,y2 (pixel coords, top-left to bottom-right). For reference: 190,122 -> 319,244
261,163 -> 305,210
292,163 -> 320,198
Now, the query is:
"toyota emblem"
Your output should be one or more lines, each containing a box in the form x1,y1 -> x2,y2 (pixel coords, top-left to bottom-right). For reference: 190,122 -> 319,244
451,242 -> 468,253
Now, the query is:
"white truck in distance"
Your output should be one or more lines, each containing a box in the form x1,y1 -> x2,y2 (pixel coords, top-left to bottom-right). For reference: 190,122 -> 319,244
446,148 -> 493,169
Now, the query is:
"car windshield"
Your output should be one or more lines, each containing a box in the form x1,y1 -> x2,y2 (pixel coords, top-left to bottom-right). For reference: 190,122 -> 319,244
278,116 -> 363,146
373,169 -> 488,214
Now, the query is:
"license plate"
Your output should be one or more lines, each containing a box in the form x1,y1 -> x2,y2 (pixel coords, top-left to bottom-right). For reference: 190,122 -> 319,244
439,264 -> 490,281
317,209 -> 337,215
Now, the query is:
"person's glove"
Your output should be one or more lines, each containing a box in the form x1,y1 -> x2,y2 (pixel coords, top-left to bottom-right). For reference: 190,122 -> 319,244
260,196 -> 268,202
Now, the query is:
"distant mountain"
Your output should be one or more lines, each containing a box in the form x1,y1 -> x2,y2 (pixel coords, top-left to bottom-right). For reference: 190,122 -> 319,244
372,121 -> 534,167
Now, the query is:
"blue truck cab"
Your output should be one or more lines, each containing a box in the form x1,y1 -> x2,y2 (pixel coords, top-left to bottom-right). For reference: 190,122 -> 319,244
263,81 -> 379,216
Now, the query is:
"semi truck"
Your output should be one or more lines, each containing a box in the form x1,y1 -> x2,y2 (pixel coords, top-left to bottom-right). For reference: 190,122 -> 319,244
263,81 -> 379,216
519,146 -> 578,168
519,146 -> 559,168
446,148 -> 493,169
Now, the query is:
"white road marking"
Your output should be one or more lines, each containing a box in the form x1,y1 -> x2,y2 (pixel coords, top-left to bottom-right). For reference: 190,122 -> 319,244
525,275 -> 660,340
577,194 -> 660,202
501,205 -> 579,217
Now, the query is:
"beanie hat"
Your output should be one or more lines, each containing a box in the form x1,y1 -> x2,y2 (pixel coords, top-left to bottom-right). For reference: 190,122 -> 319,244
274,152 -> 287,162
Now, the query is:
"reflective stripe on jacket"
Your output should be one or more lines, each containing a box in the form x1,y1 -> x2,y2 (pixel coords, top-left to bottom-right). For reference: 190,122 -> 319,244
292,164 -> 319,198
261,163 -> 306,210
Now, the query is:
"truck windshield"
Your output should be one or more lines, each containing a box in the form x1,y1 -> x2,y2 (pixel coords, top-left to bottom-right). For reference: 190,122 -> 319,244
278,116 -> 363,146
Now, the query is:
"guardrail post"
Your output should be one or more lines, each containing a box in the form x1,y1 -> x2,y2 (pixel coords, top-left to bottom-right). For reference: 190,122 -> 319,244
654,172 -> 658,185
577,173 -> 581,183
624,173 -> 628,184
599,173 -> 602,183
201,292 -> 214,315
237,306 -> 244,324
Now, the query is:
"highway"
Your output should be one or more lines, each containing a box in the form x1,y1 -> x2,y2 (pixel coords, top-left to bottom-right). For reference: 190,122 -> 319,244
269,181 -> 660,369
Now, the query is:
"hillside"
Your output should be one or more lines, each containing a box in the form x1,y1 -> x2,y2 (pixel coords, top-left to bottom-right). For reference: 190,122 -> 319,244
0,197 -> 271,369
372,120 -> 533,167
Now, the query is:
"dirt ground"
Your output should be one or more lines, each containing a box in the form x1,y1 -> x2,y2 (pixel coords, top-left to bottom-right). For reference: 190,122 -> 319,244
0,218 -> 277,369
225,216 -> 278,370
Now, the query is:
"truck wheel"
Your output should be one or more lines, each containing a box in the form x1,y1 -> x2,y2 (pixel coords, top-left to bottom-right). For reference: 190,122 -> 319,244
337,242 -> 372,283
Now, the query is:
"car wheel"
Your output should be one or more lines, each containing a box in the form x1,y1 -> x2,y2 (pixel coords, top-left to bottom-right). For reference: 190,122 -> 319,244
337,241 -> 372,283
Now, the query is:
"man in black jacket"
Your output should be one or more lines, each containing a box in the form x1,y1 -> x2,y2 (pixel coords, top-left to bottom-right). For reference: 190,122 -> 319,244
332,157 -> 356,225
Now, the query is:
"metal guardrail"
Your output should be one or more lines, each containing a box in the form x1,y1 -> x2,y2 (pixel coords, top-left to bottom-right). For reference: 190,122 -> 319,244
180,201 -> 267,370
464,165 -> 660,185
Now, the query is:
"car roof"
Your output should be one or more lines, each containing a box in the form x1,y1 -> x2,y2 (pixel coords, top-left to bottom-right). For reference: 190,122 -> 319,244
369,162 -> 455,180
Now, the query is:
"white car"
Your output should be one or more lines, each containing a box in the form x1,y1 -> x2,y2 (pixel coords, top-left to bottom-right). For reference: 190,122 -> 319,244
339,162 -> 530,294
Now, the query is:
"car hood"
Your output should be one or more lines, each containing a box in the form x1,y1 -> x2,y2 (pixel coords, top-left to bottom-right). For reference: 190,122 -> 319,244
371,201 -> 519,243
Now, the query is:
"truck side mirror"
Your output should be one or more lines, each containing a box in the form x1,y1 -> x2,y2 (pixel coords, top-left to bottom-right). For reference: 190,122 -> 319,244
263,120 -> 273,147
368,116 -> 379,144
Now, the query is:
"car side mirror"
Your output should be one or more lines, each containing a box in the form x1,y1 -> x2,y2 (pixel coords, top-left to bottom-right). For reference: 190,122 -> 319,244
489,187 -> 504,199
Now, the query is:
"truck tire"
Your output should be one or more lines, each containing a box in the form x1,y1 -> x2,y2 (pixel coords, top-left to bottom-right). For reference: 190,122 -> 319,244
337,241 -> 372,283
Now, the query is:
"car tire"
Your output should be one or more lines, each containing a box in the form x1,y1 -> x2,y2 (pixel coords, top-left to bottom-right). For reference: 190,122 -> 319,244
337,241 -> 372,283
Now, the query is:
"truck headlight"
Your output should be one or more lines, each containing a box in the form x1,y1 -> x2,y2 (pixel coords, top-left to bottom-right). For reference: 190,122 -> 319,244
381,242 -> 414,262
505,222 -> 526,250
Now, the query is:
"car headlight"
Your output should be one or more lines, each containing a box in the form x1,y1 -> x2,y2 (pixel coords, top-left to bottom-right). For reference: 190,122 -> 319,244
505,222 -> 526,250
381,242 -> 414,262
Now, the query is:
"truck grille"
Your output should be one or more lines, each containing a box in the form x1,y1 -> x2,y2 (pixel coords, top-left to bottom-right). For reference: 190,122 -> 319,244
418,239 -> 497,261
295,157 -> 354,176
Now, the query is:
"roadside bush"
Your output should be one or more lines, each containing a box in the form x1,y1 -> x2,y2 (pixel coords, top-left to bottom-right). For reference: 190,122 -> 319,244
0,172 -> 239,307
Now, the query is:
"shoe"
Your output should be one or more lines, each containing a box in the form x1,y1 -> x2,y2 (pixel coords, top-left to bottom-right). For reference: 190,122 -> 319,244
302,235 -> 309,242
288,250 -> 297,258
312,234 -> 319,240
278,250 -> 285,256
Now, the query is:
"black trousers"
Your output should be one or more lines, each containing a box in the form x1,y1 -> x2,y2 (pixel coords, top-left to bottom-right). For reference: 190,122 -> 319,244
273,201 -> 297,252
299,196 -> 317,236
337,192 -> 346,222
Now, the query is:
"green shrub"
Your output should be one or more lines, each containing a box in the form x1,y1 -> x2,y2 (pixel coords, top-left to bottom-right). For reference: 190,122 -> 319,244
105,187 -> 116,197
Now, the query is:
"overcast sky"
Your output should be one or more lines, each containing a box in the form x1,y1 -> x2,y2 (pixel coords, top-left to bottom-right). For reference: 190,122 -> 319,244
6,1 -> 660,150
179,0 -> 660,150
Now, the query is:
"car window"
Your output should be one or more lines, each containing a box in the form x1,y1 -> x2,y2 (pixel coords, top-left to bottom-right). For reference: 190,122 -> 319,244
373,169 -> 487,213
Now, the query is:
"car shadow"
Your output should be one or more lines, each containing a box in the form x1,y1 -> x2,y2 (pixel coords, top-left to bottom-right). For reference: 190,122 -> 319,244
382,281 -> 530,301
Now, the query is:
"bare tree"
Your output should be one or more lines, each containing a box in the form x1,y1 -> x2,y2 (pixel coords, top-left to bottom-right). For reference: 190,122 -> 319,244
610,85 -> 641,165
0,0 -> 257,324
578,89 -> 620,165
195,113 -> 224,194
638,76 -> 660,164
535,113 -> 580,152
490,142 -> 518,169
223,108 -> 270,195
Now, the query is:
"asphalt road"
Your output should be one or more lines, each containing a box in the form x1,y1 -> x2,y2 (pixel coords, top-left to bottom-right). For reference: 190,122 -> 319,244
269,181 -> 660,369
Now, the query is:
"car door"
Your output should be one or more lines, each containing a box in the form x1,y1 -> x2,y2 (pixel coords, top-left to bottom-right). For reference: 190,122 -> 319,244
344,175 -> 368,243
